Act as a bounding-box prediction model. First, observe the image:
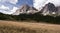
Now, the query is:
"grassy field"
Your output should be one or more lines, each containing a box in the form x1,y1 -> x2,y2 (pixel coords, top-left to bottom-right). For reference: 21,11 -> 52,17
0,20 -> 60,33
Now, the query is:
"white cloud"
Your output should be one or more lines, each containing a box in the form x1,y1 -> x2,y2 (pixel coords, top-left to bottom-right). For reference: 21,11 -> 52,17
0,0 -> 1,1
0,0 -> 19,14
33,0 -> 47,11
45,0 -> 60,7
0,5 -> 9,10
11,7 -> 19,14
0,0 -> 19,15
8,0 -> 18,4
0,5 -> 19,14
0,5 -> 11,14
0,0 -> 18,4
33,0 -> 60,10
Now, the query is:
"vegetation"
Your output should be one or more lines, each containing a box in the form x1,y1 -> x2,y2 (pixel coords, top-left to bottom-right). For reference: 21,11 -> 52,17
0,21 -> 60,33
0,13 -> 60,24
0,26 -> 36,33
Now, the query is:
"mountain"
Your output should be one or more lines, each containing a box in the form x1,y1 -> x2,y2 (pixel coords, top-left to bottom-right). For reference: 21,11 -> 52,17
0,3 -> 60,17
9,3 -> 60,17
39,3 -> 60,17
0,4 -> 60,23
12,4 -> 38,15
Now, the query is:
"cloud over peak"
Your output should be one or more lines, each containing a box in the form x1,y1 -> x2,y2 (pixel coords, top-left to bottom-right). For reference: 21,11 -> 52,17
33,0 -> 60,10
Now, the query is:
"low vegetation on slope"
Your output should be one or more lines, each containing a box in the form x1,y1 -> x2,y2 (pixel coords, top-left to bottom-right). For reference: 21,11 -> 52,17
0,13 -> 60,24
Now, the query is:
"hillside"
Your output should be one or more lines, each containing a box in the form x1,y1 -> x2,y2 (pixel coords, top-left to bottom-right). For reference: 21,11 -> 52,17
0,4 -> 60,24
0,12 -> 60,24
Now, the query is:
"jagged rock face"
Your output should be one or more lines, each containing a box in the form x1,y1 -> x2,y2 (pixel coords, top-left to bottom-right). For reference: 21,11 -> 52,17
11,3 -> 60,17
40,3 -> 60,16
57,7 -> 60,16
47,3 -> 57,12
12,4 -> 38,15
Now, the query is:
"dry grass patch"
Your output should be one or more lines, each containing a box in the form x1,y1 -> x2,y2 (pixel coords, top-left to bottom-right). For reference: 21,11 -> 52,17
0,20 -> 60,33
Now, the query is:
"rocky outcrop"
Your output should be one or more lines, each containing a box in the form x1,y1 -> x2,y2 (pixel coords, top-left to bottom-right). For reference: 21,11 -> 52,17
39,3 -> 60,16
12,4 -> 38,15
0,3 -> 60,17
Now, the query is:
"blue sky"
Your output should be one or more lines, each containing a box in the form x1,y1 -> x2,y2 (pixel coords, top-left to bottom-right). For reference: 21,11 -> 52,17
0,0 -> 60,15
0,0 -> 33,14
0,0 -> 33,7
6,0 -> 33,7
17,0 -> 33,6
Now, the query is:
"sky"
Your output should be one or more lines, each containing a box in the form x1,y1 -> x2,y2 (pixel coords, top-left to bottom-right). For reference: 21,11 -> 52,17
0,0 -> 33,14
17,0 -> 33,6
0,0 -> 60,15
34,0 -> 60,11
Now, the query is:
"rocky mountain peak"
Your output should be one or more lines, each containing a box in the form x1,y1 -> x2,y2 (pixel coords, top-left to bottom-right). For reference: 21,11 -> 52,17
12,4 -> 38,15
